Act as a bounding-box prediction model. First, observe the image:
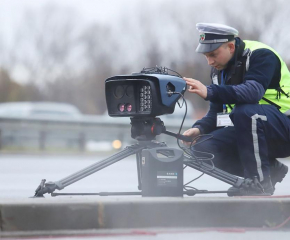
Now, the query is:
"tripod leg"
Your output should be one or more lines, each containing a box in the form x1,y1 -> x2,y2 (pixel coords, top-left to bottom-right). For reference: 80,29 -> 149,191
184,156 -> 244,187
34,144 -> 148,197
136,151 -> 143,190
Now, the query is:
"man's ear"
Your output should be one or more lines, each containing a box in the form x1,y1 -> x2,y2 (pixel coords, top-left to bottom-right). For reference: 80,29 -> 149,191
228,42 -> 235,54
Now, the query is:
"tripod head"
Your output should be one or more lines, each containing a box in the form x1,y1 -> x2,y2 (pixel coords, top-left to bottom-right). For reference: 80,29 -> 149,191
130,117 -> 192,142
130,117 -> 164,141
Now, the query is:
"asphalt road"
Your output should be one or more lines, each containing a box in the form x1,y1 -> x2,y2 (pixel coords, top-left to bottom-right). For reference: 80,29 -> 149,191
1,153 -> 290,239
0,153 -> 289,198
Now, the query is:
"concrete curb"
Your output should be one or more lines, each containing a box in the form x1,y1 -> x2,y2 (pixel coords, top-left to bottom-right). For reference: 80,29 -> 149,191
1,196 -> 290,234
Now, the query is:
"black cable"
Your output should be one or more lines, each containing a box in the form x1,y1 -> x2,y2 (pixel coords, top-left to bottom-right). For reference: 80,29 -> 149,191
143,67 -> 215,189
183,152 -> 214,188
184,173 -> 204,188
190,134 -> 213,148
170,92 -> 187,149
140,66 -> 183,78
189,134 -> 216,170
169,92 -> 216,168
183,185 -> 198,191
166,67 -> 183,78
168,92 -> 214,162
167,93 -> 216,189
183,134 -> 215,160
182,125 -> 216,187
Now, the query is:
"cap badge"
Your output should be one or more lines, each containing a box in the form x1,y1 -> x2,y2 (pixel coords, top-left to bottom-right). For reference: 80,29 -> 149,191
200,33 -> 205,41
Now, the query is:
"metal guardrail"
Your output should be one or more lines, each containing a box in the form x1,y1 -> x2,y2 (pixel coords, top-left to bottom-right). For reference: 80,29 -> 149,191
0,115 -> 195,152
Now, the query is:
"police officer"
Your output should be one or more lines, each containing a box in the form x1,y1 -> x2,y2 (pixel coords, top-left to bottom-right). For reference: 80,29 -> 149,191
183,23 -> 289,196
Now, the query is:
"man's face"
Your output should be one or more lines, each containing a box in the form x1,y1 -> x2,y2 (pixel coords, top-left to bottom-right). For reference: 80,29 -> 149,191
203,43 -> 234,70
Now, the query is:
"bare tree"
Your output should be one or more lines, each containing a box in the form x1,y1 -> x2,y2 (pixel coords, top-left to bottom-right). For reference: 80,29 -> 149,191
1,0 -> 289,115
0,68 -> 41,102
9,4 -> 82,85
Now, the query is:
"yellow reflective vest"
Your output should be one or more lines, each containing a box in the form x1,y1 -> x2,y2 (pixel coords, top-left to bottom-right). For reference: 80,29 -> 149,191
227,40 -> 290,114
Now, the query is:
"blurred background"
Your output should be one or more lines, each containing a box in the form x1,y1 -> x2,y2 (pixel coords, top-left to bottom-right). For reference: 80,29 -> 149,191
0,0 -> 289,153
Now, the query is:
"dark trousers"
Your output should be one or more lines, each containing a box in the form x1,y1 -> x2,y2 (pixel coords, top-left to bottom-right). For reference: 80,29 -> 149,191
193,104 -> 290,181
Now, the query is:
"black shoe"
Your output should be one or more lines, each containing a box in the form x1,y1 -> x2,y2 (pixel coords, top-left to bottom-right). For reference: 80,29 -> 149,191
270,160 -> 288,188
228,177 -> 274,197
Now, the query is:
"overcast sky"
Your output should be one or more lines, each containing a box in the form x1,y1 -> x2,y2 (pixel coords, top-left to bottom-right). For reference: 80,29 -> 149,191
0,0 -> 144,30
0,0 -> 290,84
1,0 -> 289,47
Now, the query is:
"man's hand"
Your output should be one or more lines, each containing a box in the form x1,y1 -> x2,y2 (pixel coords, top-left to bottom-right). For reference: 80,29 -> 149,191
182,127 -> 201,146
183,77 -> 207,99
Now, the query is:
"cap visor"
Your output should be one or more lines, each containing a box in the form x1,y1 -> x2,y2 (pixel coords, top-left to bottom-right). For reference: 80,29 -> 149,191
196,43 -> 223,53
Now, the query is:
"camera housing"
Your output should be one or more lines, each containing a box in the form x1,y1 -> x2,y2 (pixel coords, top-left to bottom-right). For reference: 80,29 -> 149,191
105,73 -> 186,117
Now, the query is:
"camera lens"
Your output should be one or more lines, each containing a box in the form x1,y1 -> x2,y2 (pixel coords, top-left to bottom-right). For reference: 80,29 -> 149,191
126,85 -> 134,98
126,103 -> 132,112
118,103 -> 125,112
114,86 -> 125,99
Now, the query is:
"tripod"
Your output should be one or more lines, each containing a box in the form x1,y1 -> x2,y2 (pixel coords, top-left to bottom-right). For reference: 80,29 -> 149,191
33,118 -> 249,197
